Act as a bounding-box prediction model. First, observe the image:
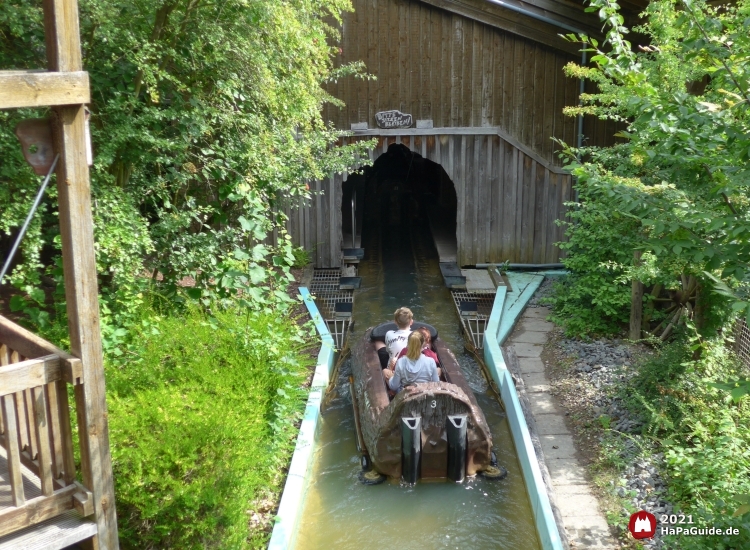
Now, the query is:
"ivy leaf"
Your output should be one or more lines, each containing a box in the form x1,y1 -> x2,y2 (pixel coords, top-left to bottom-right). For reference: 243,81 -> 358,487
238,216 -> 254,232
185,288 -> 202,300
251,244 -> 268,261
709,379 -> 750,402
731,386 -> 749,402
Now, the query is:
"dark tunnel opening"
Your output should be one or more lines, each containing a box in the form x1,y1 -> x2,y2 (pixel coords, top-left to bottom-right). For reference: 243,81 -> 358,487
341,143 -> 457,261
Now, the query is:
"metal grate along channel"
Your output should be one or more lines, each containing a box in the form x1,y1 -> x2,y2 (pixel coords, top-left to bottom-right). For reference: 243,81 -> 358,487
734,319 -> 750,367
451,290 -> 497,350
310,269 -> 354,350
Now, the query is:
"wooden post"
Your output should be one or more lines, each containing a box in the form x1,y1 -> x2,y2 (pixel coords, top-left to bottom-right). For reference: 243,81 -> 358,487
629,250 -> 643,341
43,0 -> 118,548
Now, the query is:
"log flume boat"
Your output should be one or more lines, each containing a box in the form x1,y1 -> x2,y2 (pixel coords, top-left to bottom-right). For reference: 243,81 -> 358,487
350,321 -> 503,484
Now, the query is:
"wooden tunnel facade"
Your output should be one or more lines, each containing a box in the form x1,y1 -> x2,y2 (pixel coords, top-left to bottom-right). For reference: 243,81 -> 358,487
284,0 -> 625,268
283,129 -> 573,267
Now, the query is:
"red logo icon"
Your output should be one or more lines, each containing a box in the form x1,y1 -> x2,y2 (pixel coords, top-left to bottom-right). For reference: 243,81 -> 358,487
628,510 -> 657,539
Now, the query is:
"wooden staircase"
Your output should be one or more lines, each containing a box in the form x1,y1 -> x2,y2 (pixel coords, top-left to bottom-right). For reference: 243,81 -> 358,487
0,0 -> 119,547
0,318 -> 98,548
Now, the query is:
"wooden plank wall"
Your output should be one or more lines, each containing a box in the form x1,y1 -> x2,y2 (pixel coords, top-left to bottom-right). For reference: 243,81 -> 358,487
282,173 -> 344,268
323,0 -> 619,167
282,132 -> 573,268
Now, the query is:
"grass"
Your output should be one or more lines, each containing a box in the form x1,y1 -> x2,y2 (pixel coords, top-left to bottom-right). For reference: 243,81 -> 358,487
105,306 -> 315,549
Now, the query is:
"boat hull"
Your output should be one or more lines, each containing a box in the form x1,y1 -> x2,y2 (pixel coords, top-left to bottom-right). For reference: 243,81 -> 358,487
351,326 -> 493,480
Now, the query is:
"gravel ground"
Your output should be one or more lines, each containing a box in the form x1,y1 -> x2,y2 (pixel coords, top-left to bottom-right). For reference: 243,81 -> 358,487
550,337 -> 674,549
528,276 -> 555,307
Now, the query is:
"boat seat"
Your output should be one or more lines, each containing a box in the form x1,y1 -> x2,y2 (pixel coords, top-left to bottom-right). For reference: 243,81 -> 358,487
370,321 -> 438,342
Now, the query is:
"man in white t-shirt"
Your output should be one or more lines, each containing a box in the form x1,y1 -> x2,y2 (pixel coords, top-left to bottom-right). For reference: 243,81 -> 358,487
374,307 -> 413,380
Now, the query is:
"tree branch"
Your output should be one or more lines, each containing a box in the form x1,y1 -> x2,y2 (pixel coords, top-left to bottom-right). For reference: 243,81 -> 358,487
681,0 -> 750,104
133,3 -> 178,103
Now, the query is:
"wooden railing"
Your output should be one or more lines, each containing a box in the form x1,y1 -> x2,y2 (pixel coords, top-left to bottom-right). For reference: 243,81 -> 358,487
0,315 -> 93,538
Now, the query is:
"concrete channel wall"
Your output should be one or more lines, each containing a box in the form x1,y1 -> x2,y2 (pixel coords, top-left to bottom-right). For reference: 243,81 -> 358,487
270,278 -> 563,549
268,288 -> 335,550
483,276 -> 563,550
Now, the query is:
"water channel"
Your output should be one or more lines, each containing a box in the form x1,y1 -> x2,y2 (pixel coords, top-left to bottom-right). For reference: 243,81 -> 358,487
294,190 -> 542,549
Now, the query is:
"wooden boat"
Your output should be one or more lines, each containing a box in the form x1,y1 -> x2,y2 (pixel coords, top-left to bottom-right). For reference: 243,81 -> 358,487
350,321 -> 497,483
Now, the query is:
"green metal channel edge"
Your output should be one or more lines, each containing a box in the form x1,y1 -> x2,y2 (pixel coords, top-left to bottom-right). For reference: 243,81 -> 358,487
271,273 -> 566,549
268,288 -> 335,550
483,272 -> 564,550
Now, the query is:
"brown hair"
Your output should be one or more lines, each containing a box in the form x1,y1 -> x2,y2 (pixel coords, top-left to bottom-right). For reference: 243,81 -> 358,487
394,307 -> 413,329
416,327 -> 431,346
406,331 -> 424,361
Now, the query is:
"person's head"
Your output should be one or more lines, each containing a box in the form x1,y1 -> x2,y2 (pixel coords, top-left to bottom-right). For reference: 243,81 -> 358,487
394,307 -> 414,330
406,331 -> 424,360
416,327 -> 431,347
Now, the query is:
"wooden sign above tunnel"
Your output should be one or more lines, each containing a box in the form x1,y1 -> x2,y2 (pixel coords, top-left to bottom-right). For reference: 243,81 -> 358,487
375,110 -> 413,129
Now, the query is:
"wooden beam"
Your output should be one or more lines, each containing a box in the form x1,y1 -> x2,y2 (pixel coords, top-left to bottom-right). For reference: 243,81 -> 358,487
0,434 -> 74,490
42,0 -> 119,547
350,126 -> 569,174
0,70 -> 89,110
519,0 -> 601,26
1,394 -> 26,508
417,0 -> 598,55
0,484 -> 78,538
0,315 -> 73,360
0,355 -> 61,397
73,484 -> 95,517
0,315 -> 84,384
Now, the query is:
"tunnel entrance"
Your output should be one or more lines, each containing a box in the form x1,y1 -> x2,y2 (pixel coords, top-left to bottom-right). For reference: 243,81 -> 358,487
296,143 -> 541,550
341,143 -> 458,265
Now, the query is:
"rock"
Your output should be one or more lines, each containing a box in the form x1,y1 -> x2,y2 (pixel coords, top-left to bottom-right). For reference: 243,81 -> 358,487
556,334 -> 671,548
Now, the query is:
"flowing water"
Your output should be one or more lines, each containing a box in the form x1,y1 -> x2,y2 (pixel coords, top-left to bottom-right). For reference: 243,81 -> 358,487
294,208 -> 541,550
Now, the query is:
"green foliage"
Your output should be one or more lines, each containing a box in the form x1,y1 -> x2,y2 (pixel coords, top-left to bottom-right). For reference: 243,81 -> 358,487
556,0 -> 750,334
546,178 -> 640,336
2,3 -> 356,547
1,0 -> 373,305
106,305 -> 314,549
621,334 -> 750,548
290,245 -> 312,269
598,414 -> 612,429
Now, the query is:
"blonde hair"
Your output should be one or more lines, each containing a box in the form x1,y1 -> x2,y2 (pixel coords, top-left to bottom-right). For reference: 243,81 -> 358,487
406,331 -> 424,361
394,307 -> 413,329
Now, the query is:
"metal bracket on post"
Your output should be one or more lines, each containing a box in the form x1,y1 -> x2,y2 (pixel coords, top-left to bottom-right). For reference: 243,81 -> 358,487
447,414 -> 468,482
401,416 -> 421,484
0,153 -> 60,285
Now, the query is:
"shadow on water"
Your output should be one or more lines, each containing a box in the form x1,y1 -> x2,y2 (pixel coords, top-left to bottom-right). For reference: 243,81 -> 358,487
294,188 -> 541,549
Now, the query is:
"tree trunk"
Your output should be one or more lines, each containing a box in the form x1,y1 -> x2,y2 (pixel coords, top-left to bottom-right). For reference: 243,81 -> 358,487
629,250 -> 643,340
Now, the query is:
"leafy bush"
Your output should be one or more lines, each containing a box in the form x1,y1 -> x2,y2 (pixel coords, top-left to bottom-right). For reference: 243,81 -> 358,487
1,0 -> 373,303
622,334 -> 750,548
545,168 -> 641,336
290,245 -> 312,269
106,306 -> 313,549
558,0 -> 750,326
